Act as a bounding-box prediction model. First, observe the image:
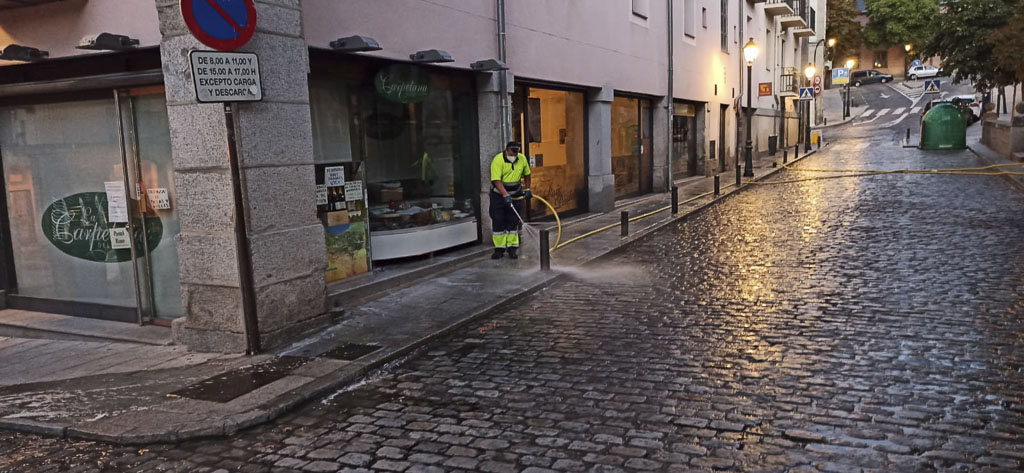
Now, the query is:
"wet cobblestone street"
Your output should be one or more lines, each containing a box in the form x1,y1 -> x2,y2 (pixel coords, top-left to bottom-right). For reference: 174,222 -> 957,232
3,136 -> 1024,472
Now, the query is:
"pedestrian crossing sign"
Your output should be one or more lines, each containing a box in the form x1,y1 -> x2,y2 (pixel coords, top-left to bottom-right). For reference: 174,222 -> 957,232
924,79 -> 941,94
799,87 -> 814,101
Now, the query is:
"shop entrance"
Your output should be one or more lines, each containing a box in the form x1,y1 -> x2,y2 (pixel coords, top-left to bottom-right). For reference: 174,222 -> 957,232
0,88 -> 183,324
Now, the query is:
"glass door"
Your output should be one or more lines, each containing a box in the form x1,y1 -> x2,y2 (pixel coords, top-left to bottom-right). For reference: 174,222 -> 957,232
117,89 -> 184,322
0,89 -> 182,323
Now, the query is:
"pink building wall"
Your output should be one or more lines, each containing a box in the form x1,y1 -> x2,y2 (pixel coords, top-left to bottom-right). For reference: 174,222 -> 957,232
0,0 -> 160,66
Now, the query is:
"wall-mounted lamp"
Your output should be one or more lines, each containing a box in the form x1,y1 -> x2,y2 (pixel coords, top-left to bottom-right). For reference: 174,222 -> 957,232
410,49 -> 453,63
329,35 -> 381,52
470,59 -> 507,71
76,33 -> 140,51
0,44 -> 49,62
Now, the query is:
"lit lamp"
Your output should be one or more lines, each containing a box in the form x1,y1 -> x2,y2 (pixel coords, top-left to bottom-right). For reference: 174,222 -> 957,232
803,63 -> 815,152
827,38 -> 836,48
845,58 -> 856,69
905,44 -> 912,53
745,37 -> 761,178
742,38 -> 759,179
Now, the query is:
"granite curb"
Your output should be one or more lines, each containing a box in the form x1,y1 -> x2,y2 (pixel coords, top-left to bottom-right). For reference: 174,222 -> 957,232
0,146 -> 824,445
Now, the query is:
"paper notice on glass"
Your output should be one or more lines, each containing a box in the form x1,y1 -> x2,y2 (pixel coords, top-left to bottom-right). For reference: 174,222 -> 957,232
315,184 -> 328,205
344,181 -> 363,201
110,227 -> 131,249
104,181 -> 129,223
146,188 -> 171,210
325,166 -> 345,187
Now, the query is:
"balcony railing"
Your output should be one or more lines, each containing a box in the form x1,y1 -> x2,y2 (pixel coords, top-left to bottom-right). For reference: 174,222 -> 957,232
779,68 -> 798,96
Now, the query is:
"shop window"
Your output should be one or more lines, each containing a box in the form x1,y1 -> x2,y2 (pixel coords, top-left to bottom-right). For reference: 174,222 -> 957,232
309,61 -> 479,278
612,97 -> 653,199
512,86 -> 586,218
672,103 -> 698,179
873,51 -> 887,68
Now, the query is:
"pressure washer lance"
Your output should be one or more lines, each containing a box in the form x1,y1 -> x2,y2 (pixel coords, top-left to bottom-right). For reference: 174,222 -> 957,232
509,199 -> 526,225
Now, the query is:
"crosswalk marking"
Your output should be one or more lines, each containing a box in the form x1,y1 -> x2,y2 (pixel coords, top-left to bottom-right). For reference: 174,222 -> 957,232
876,108 -> 890,116
860,109 -> 875,117
880,113 -> 910,128
911,106 -> 921,114
893,107 -> 905,114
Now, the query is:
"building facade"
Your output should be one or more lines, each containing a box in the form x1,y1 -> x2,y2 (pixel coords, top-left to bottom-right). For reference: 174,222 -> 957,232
0,0 -> 823,352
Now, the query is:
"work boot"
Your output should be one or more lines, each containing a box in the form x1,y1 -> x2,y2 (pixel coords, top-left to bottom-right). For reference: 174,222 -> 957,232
507,247 -> 518,259
491,248 -> 505,259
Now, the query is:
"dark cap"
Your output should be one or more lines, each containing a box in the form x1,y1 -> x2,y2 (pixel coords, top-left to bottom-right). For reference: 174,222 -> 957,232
505,141 -> 521,150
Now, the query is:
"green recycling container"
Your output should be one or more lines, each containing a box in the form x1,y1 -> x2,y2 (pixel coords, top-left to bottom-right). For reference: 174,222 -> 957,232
919,103 -> 967,150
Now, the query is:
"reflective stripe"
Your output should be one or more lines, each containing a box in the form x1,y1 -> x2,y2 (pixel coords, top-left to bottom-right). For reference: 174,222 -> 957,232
492,231 -> 509,248
506,232 -> 520,248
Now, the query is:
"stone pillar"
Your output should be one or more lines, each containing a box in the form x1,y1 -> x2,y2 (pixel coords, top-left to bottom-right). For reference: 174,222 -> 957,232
695,103 -> 710,177
476,72 -> 513,239
586,86 -> 615,213
157,0 -> 326,352
651,96 -> 670,193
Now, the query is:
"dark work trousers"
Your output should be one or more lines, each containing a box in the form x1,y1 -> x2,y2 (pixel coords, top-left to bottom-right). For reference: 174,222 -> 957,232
489,190 -> 523,248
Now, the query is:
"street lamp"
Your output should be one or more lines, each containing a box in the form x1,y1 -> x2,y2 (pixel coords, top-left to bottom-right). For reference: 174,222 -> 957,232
743,38 -> 759,178
804,63 -> 815,152
844,58 -> 856,119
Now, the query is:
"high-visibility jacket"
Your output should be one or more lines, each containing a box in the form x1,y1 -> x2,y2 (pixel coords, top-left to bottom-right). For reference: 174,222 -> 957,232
490,152 -> 530,195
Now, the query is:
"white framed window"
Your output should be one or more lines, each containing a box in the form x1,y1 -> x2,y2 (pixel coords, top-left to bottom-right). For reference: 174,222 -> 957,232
684,0 -> 696,37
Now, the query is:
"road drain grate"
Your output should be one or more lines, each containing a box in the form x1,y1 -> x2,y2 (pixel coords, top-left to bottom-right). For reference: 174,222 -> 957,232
168,356 -> 309,403
320,343 -> 382,361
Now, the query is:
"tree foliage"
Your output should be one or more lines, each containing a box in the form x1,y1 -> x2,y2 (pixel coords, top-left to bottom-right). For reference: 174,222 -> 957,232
989,3 -> 1024,83
825,0 -> 863,62
862,0 -> 939,50
925,0 -> 1018,90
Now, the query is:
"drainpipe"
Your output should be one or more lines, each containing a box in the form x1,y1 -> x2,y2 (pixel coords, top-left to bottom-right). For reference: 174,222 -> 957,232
737,0 -> 744,171
666,0 -> 674,191
497,0 -> 509,143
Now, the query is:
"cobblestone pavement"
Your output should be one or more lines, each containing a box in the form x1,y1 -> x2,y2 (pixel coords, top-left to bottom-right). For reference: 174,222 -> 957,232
3,135 -> 1024,472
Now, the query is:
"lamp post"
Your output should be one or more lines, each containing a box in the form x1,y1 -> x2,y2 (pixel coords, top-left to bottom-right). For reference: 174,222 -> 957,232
904,44 -> 912,79
804,63 -> 815,152
743,38 -> 759,178
844,58 -> 856,119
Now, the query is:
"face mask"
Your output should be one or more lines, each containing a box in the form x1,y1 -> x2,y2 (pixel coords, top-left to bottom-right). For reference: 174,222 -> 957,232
506,152 -> 518,163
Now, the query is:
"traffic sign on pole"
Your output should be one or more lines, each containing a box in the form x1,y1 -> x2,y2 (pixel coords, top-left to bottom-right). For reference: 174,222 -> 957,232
924,79 -> 941,94
912,59 -> 921,67
181,0 -> 258,51
799,87 -> 814,101
831,68 -> 850,85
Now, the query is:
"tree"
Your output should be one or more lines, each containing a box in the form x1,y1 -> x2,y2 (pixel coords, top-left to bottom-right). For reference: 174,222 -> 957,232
925,0 -> 1017,91
862,0 -> 939,50
825,0 -> 863,62
989,4 -> 1024,83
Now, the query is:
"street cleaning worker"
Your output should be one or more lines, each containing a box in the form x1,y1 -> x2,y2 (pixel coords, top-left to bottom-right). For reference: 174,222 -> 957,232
489,141 -> 532,259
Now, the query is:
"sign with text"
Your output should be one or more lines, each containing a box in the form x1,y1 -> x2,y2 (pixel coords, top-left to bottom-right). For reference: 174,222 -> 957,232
190,51 -> 262,103
831,68 -> 850,85
374,64 -> 432,103
758,82 -> 772,97
324,166 -> 345,187
41,192 -> 163,263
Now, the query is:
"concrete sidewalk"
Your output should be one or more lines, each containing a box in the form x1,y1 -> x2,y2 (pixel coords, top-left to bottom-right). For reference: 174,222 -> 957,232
818,87 -> 866,128
0,147 -> 824,445
966,121 -> 1024,191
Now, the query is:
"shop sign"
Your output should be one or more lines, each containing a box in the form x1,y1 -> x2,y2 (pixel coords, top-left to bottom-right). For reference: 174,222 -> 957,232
758,82 -> 773,97
41,192 -> 162,263
190,51 -> 262,102
674,103 -> 696,117
374,64 -> 432,103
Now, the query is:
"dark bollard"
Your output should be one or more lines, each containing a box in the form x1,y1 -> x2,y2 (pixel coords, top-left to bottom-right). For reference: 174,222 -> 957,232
783,149 -> 788,164
539,230 -> 550,271
671,186 -> 679,215
735,164 -> 741,186
714,175 -> 721,197
906,128 -> 911,143
816,135 -> 821,150
621,211 -> 629,237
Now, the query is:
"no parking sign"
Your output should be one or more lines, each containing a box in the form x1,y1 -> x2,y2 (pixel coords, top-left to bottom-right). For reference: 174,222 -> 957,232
181,0 -> 258,51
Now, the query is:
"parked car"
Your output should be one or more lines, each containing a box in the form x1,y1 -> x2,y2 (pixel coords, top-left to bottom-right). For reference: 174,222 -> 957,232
851,70 -> 894,87
925,95 -> 981,125
907,65 -> 940,80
